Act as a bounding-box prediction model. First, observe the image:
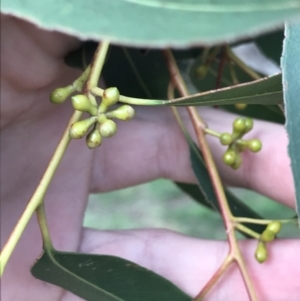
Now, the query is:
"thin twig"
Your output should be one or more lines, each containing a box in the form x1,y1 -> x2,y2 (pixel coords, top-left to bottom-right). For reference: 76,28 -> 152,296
226,46 -> 261,80
163,49 -> 258,301
91,86 -> 163,106
235,224 -> 261,240
235,217 -> 298,225
36,203 -> 54,251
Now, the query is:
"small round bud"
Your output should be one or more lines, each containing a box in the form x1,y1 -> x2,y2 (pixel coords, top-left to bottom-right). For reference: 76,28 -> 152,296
223,150 -> 236,166
99,119 -> 117,138
231,153 -> 242,170
235,103 -> 247,110
233,118 -> 247,133
247,139 -> 262,152
50,85 -> 75,104
255,241 -> 268,263
195,65 -> 208,79
102,87 -> 120,107
106,105 -> 135,121
69,117 -> 96,139
260,229 -> 275,242
244,118 -> 253,133
86,127 -> 102,149
220,133 -> 233,146
266,221 -> 282,234
71,95 -> 97,115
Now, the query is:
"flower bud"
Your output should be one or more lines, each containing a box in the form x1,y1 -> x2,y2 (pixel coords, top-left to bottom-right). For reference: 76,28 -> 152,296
99,119 -> 117,138
195,65 -> 208,79
106,105 -> 135,121
235,103 -> 247,110
220,133 -> 233,146
71,95 -> 97,115
102,87 -> 120,107
86,127 -> 102,149
244,118 -> 253,133
266,221 -> 282,234
255,241 -> 268,263
260,229 -> 275,243
69,117 -> 96,139
247,139 -> 262,153
223,150 -> 236,166
50,85 -> 75,104
233,118 -> 246,136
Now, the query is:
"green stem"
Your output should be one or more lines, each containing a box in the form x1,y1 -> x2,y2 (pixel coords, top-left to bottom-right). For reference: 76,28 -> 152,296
0,41 -> 111,277
91,87 -> 163,106
86,41 -> 110,107
235,217 -> 298,225
0,110 -> 81,276
235,224 -> 261,239
226,45 -> 261,80
73,65 -> 91,92
228,61 -> 239,85
86,41 -> 110,90
205,128 -> 221,138
36,203 -> 53,251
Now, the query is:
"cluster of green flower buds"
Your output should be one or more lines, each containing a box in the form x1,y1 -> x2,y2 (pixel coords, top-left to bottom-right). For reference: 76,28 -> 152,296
220,117 -> 262,169
255,220 -> 282,263
68,87 -> 135,149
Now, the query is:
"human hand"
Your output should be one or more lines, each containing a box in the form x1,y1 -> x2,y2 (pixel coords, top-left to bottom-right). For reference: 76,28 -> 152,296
1,15 -> 299,301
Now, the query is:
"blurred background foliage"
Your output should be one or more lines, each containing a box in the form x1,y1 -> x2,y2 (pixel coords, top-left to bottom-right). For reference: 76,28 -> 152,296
84,179 -> 299,240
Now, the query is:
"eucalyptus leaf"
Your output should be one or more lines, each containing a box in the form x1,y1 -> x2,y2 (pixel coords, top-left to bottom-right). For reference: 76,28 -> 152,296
31,248 -> 191,301
164,74 -> 283,106
2,0 -> 300,47
175,182 -> 214,210
188,49 -> 285,123
224,104 -> 285,124
281,22 -> 300,225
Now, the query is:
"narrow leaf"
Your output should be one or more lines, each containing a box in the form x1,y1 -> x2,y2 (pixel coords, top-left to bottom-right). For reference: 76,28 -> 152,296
2,0 -> 300,47
31,248 -> 191,301
175,182 -> 214,210
164,74 -> 283,106
281,21 -> 300,225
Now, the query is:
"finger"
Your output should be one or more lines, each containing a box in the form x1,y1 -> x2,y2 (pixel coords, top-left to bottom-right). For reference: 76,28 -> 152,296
78,228 -> 300,301
91,106 -> 295,208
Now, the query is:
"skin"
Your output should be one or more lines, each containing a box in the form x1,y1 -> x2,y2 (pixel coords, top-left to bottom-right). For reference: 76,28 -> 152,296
1,15 -> 300,301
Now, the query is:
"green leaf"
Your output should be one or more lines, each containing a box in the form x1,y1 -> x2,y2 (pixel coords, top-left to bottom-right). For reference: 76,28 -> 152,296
281,22 -> 300,225
165,74 -> 283,106
2,0 -> 300,47
175,182 -> 214,210
255,29 -> 284,65
31,248 -> 191,301
188,49 -> 285,123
